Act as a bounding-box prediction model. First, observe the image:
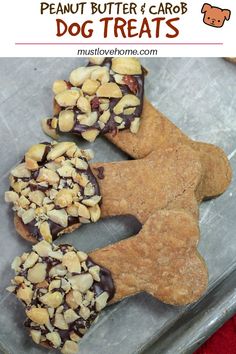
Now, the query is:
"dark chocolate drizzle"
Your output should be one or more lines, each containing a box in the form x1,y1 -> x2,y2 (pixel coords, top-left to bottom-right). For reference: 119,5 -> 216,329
48,57 -> 145,137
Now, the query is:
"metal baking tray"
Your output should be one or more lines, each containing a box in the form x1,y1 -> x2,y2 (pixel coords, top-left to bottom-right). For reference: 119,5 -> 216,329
0,58 -> 235,354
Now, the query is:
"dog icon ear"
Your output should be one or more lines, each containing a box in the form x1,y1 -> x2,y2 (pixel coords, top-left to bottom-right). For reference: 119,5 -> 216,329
201,3 -> 212,13
223,9 -> 231,20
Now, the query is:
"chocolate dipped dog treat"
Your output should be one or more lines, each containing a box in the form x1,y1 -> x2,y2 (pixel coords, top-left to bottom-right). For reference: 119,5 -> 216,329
5,141 -> 101,243
48,57 -> 231,200
6,142 -> 202,243
8,242 -> 114,353
42,57 -> 145,142
8,210 -> 208,353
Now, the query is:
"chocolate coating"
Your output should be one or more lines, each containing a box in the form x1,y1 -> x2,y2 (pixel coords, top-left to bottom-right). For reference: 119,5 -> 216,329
48,58 -> 145,137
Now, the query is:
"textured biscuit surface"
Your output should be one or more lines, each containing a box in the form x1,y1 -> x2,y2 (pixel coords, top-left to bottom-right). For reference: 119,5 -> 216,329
90,210 -> 208,305
105,99 -> 232,200
92,144 -> 202,223
14,143 -> 202,243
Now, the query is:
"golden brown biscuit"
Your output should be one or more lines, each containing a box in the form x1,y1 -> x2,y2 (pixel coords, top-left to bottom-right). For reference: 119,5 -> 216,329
91,209 -> 208,305
105,99 -> 232,200
9,143 -> 202,243
8,210 -> 207,352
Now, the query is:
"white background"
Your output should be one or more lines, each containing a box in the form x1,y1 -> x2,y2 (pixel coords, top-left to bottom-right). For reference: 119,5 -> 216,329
0,0 -> 236,56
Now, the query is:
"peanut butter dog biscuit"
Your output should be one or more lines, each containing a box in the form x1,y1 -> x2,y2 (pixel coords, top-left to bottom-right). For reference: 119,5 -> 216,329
5,141 -> 101,243
8,210 -> 207,352
7,143 -> 202,242
42,57 -> 145,142
105,99 -> 232,200
91,210 -> 208,305
48,58 -> 231,200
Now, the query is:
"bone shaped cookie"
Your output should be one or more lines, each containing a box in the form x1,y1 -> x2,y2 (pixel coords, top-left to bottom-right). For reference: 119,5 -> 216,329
105,99 -> 232,201
8,210 -> 208,353
48,57 -> 231,201
6,142 -> 202,243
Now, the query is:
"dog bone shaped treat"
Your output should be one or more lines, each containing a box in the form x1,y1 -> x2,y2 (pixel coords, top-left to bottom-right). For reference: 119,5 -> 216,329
104,99 -> 232,200
49,58 -> 231,200
7,143 -> 202,243
8,210 -> 208,353
42,57 -> 145,142
5,141 -> 102,243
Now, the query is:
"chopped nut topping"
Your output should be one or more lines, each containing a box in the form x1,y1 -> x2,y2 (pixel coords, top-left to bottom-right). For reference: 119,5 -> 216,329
46,332 -> 62,348
25,144 -> 46,162
69,273 -> 93,293
42,57 -> 144,142
96,292 -> 109,311
17,285 -> 33,304
61,340 -> 78,354
5,191 -> 19,203
130,117 -> 141,134
26,307 -> 49,325
8,243 -> 115,352
23,252 -> 39,269
27,263 -> 47,283
111,57 -> 142,75
11,163 -> 31,179
58,110 -> 75,132
53,80 -> 69,95
40,291 -> 63,308
39,221 -> 53,243
21,208 -> 35,224
62,251 -> 81,273
96,82 -> 122,98
81,129 -> 99,142
5,141 -> 101,242
55,90 -> 80,107
30,330 -> 42,344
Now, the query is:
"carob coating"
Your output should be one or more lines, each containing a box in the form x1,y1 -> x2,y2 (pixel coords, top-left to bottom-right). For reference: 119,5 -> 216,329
48,57 -> 145,136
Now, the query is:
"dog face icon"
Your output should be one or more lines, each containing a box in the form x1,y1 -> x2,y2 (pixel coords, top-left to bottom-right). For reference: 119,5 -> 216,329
201,3 -> 231,28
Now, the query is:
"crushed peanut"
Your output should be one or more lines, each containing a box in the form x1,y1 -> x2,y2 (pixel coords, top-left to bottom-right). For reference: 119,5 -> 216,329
42,57 -> 145,141
8,242 -> 115,353
5,141 -> 102,242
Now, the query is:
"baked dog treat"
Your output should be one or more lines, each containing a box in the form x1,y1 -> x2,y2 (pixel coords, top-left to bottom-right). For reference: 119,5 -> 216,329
42,57 -> 145,142
47,57 -> 231,200
6,143 -> 202,243
5,141 -> 102,243
8,210 -> 208,352
105,99 -> 232,200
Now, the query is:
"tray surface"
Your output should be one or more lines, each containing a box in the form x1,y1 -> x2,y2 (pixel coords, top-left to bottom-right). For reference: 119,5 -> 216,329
0,58 -> 235,354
